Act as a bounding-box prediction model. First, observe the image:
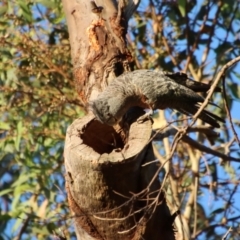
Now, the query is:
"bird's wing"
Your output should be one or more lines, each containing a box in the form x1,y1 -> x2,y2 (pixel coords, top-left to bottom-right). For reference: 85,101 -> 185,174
175,104 -> 224,128
163,71 -> 221,92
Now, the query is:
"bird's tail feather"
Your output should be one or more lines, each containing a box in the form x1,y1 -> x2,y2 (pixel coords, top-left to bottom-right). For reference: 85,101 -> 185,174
175,105 -> 225,128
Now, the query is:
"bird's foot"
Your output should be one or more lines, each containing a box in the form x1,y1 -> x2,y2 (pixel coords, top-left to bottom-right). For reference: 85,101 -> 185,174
137,110 -> 154,124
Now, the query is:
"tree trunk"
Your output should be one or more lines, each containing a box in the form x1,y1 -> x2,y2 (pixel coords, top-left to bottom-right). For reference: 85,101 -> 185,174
62,0 -> 176,239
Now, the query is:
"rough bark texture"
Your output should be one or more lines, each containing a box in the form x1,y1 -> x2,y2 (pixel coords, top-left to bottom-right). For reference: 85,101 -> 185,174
63,0 -> 176,239
62,0 -> 134,104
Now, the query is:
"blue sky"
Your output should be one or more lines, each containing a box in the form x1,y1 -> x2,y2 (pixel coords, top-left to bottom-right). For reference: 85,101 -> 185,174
136,0 -> 240,239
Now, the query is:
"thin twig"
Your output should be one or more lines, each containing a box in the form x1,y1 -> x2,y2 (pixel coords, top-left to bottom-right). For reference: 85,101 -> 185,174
201,1 -> 223,67
183,1 -> 210,72
222,226 -> 232,240
222,74 -> 240,146
193,175 -> 199,238
16,216 -> 30,240
153,127 -> 240,162
182,135 -> 240,162
189,56 -> 240,129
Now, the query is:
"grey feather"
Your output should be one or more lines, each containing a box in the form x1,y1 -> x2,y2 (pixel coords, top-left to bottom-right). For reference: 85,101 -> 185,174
90,70 -> 224,128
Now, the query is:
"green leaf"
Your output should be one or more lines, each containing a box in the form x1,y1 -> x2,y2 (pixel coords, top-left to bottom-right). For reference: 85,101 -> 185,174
0,214 -> 11,221
0,121 -> 10,130
177,0 -> 186,17
17,0 -> 33,22
12,173 -> 32,188
0,188 -> 13,197
229,83 -> 240,99
32,225 -> 50,234
15,121 -> 23,151
43,138 -> 53,147
11,194 -> 21,213
210,208 -> 225,217
12,216 -> 24,232
51,15 -> 64,24
0,4 -> 8,16
35,0 -> 57,9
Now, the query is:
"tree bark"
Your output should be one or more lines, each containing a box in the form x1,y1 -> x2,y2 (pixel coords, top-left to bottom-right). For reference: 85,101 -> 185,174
62,0 -> 176,239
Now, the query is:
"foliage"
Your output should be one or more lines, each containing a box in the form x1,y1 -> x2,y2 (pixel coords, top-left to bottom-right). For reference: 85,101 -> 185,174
0,0 -> 240,239
0,0 -> 82,239
130,0 -> 240,239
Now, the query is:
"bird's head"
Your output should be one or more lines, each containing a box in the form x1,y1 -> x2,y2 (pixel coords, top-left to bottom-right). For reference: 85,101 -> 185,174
89,98 -> 119,126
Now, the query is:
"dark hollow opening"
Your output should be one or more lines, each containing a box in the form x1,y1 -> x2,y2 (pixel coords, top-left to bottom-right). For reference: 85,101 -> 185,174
81,119 -> 125,154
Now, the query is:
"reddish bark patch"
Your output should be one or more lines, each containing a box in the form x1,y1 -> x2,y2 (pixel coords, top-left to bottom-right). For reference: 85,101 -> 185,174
87,19 -> 106,51
73,67 -> 90,104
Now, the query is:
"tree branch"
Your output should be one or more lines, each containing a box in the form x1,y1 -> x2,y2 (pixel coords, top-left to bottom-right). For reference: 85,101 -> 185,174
152,127 -> 240,162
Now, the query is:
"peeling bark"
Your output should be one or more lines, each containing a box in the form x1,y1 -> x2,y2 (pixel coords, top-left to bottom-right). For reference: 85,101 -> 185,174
62,0 -> 176,239
62,0 -> 134,104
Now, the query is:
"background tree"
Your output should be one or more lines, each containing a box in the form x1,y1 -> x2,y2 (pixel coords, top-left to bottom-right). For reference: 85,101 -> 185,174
0,0 -> 240,239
